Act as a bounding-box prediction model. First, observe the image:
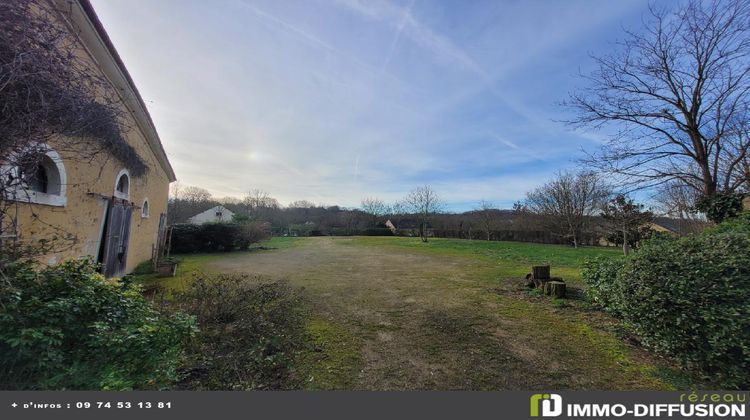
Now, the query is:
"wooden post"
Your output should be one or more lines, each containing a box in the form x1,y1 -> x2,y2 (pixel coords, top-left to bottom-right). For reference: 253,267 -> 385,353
166,226 -> 173,258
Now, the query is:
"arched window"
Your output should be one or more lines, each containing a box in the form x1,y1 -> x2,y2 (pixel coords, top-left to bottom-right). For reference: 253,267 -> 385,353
28,163 -> 49,193
4,146 -> 67,206
141,199 -> 150,218
114,169 -> 130,199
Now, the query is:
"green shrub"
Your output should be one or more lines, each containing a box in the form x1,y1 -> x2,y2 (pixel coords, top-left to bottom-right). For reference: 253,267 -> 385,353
326,228 -> 394,236
583,222 -> 750,388
695,192 -> 745,223
581,256 -> 625,313
174,273 -> 306,390
194,223 -> 237,251
169,224 -> 202,253
0,258 -> 196,390
289,223 -> 315,236
705,212 -> 750,235
170,222 -> 270,253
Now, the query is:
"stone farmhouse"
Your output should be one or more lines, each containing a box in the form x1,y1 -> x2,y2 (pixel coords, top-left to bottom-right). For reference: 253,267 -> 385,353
3,0 -> 175,277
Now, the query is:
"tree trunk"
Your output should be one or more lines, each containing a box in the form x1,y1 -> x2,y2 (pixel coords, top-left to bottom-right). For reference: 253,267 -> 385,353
697,154 -> 717,198
622,225 -> 630,256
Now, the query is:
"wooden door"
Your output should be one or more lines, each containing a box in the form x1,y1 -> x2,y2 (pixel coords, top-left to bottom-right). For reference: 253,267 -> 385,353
101,199 -> 133,277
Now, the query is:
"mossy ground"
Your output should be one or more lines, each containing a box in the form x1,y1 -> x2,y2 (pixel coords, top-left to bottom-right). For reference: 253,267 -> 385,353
296,318 -> 362,389
135,236 -> 694,390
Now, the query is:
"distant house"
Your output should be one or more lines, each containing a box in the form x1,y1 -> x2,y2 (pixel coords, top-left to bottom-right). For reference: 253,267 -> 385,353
384,219 -> 397,234
187,205 -> 235,224
384,219 -> 433,237
649,217 -> 680,234
599,216 -> 708,247
649,217 -> 707,236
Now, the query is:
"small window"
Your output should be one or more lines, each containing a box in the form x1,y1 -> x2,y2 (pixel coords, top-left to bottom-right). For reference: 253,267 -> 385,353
4,147 -> 67,206
116,175 -> 129,194
142,199 -> 150,218
24,154 -> 62,195
114,169 -> 130,199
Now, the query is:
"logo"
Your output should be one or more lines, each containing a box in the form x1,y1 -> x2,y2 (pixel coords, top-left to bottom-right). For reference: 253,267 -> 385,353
528,392 -> 747,418
530,394 -> 563,417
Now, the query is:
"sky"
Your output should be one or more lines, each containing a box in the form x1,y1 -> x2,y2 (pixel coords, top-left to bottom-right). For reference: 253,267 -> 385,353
90,0 -> 666,211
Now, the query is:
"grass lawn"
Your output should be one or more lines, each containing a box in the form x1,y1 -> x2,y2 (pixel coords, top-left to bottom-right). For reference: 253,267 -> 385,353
135,236 -> 694,390
345,236 -> 623,287
134,236 -> 301,292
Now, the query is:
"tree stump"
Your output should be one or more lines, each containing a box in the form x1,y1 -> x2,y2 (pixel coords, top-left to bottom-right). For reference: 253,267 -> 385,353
532,265 -> 550,280
543,281 -> 566,298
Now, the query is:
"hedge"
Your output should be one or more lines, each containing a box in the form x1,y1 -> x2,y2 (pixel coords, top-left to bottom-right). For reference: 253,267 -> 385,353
583,217 -> 750,388
170,222 -> 270,253
295,228 -> 394,237
581,255 -> 626,313
361,228 -> 394,236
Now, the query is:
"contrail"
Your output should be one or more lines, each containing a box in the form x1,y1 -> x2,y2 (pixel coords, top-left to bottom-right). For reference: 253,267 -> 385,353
381,0 -> 415,70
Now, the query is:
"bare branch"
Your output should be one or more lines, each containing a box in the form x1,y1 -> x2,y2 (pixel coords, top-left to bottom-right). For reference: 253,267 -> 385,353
565,0 -> 750,198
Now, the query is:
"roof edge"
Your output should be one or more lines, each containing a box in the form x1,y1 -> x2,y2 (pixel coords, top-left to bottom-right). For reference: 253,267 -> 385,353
55,0 -> 177,182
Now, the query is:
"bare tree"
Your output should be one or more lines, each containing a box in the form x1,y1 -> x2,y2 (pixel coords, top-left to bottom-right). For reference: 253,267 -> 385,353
360,197 -> 387,227
339,208 -> 364,235
403,185 -> 444,242
217,196 -> 242,205
730,121 -> 750,191
168,185 -> 215,224
653,181 -> 701,218
652,181 -> 708,234
177,186 -> 213,203
242,189 -> 273,209
475,200 -> 496,241
525,172 -> 610,248
566,0 -> 750,198
242,189 -> 279,220
511,201 -> 536,231
389,201 -> 406,216
287,200 -> 316,209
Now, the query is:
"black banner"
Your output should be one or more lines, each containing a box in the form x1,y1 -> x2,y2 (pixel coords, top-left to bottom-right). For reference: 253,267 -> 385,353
0,391 -> 747,420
